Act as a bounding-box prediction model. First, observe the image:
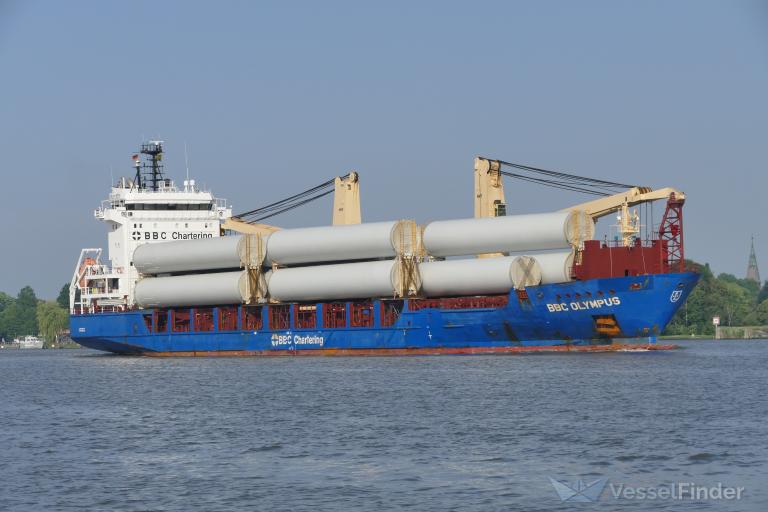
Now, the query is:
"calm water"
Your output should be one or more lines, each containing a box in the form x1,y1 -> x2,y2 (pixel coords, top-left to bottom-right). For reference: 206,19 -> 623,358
1,340 -> 766,511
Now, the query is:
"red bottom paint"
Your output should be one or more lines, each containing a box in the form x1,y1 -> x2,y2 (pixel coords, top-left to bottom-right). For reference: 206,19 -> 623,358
139,343 -> 679,357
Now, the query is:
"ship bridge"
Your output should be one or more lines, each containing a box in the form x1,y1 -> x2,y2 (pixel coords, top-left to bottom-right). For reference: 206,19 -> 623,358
71,143 -> 232,314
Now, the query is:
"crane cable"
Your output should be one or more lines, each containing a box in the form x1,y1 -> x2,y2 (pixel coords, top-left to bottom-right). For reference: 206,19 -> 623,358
234,159 -> 637,222
480,157 -> 640,196
246,189 -> 335,222
234,173 -> 350,222
499,172 -> 609,196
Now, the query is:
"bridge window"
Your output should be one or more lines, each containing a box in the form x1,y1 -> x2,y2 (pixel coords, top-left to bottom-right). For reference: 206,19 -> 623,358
324,303 -> 347,329
242,305 -> 263,330
125,203 -> 213,211
194,308 -> 214,332
350,301 -> 374,328
269,305 -> 290,330
295,305 -> 317,329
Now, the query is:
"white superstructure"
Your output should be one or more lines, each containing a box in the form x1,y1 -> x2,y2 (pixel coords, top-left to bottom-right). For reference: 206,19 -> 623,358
70,142 -> 231,313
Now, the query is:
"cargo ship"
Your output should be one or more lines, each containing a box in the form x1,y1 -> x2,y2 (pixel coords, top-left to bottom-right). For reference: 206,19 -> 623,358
69,142 -> 699,356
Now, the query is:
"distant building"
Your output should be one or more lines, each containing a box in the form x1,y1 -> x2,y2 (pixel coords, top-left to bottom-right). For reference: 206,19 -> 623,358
746,236 -> 761,283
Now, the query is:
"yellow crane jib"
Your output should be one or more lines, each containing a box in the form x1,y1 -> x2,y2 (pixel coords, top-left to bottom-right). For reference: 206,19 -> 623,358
562,187 -> 686,247
563,187 -> 686,220
221,218 -> 281,236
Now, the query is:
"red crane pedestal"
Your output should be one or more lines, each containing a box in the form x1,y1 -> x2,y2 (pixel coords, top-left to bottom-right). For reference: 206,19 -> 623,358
658,193 -> 685,273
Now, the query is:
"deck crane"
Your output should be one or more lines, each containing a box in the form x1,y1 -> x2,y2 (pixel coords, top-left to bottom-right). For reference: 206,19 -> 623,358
332,172 -> 362,225
474,157 -> 684,244
222,172 -> 361,235
474,157 -> 507,218
473,158 -> 507,258
562,186 -> 685,247
473,157 -> 686,271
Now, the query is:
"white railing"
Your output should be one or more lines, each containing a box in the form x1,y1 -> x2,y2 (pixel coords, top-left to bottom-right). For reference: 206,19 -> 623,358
69,248 -> 128,313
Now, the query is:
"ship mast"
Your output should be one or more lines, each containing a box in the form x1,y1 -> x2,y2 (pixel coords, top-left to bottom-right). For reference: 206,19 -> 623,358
133,141 -> 166,190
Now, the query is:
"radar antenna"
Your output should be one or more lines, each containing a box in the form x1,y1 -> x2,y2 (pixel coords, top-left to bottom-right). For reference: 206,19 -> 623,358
132,141 -> 166,191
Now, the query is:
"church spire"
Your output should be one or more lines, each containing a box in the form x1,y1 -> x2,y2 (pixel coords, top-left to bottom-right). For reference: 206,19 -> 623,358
747,236 -> 761,283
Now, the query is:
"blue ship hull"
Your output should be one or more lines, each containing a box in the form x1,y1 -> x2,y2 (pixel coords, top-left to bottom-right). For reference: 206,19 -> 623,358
70,272 -> 699,356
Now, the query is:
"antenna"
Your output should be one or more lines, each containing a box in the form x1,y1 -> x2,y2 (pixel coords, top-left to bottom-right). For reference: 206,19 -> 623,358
184,141 -> 190,181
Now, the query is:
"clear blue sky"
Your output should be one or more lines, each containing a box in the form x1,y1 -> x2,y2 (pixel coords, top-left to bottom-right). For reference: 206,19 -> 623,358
1,0 -> 766,299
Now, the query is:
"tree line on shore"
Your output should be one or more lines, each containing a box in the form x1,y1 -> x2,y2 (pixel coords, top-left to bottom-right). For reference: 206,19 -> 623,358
665,260 -> 768,336
0,284 -> 69,347
1,264 -> 767,343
